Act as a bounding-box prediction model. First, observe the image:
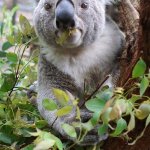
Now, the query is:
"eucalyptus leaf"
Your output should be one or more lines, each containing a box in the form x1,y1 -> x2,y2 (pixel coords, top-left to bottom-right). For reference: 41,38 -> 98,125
62,123 -> 77,138
42,98 -> 58,111
101,107 -> 112,124
96,88 -> 113,101
53,88 -> 69,106
22,144 -> 35,150
140,76 -> 149,96
6,52 -> 18,63
127,112 -> 135,132
0,51 -> 6,57
85,98 -> 106,113
98,124 -> 108,136
56,106 -> 73,117
146,114 -> 150,127
35,120 -> 48,129
136,102 -> 150,120
34,139 -> 55,150
0,132 -> 12,144
132,59 -> 146,78
19,15 -> 32,35
82,120 -> 94,131
111,118 -> 127,137
0,73 -> 16,92
48,133 -> 63,150
2,41 -> 13,51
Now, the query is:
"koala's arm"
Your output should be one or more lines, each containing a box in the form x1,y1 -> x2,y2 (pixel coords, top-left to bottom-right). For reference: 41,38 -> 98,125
37,55 -> 77,135
37,55 -> 104,145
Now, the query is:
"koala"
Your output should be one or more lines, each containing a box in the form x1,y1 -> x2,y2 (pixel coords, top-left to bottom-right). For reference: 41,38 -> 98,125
33,0 -> 124,146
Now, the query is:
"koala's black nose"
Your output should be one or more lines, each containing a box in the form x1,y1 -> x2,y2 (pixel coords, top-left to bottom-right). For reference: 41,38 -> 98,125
56,0 -> 75,29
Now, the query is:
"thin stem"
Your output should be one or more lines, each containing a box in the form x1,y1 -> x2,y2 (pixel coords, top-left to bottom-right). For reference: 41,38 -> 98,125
79,75 -> 110,108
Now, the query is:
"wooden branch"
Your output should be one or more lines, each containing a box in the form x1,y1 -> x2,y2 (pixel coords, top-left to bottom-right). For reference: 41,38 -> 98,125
117,0 -> 140,87
102,1 -> 150,149
139,0 -> 150,67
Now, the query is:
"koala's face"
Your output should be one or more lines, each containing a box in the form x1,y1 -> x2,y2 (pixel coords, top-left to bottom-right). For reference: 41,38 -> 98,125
34,0 -> 107,49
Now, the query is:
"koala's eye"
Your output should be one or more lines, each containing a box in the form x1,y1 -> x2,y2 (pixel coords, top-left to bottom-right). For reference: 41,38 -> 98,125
81,2 -> 88,9
44,3 -> 52,10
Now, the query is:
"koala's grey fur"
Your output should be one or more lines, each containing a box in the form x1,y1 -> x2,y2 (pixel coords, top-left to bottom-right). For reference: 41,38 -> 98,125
33,0 -> 124,146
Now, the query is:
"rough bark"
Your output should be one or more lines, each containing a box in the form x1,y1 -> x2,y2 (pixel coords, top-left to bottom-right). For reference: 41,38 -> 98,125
117,0 -> 140,87
103,0 -> 150,149
139,0 -> 150,67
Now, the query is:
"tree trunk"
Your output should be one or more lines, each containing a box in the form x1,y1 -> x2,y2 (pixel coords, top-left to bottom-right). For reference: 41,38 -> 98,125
140,0 -> 150,67
102,0 -> 150,149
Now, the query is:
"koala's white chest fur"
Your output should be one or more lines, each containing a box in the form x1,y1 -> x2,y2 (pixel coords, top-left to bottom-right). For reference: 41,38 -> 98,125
42,20 -> 123,88
45,44 -> 107,87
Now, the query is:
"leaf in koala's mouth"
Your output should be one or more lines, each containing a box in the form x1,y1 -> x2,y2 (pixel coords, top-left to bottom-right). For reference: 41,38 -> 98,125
56,29 -> 77,46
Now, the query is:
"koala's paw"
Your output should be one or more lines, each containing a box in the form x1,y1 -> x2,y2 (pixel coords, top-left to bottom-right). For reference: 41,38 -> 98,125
27,81 -> 37,105
78,127 -> 108,146
76,109 -> 108,145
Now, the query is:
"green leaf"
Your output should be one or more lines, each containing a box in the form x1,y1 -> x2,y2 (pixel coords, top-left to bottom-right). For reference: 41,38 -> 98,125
91,111 -> 101,125
15,108 -> 21,120
56,106 -> 73,117
82,120 -> 94,131
101,107 -> 112,124
136,102 -> 150,119
98,124 -> 108,136
129,94 -> 141,104
85,98 -> 106,113
0,132 -> 12,144
11,5 -> 19,15
48,133 -> 63,150
111,118 -> 127,137
15,29 -> 23,44
0,104 -> 6,118
19,15 -> 32,35
62,123 -> 77,138
6,52 -> 18,63
126,102 -> 134,115
0,73 -> 16,92
30,130 -> 63,150
35,120 -> 48,129
140,76 -> 149,96
2,41 -> 13,51
132,59 -> 146,78
7,35 -> 15,45
0,51 -> 6,57
0,22 -> 4,35
42,99 -> 58,111
22,144 -> 35,150
53,88 -> 69,106
127,112 -> 135,132
146,114 -> 150,127
96,88 -> 113,101
34,139 -> 55,150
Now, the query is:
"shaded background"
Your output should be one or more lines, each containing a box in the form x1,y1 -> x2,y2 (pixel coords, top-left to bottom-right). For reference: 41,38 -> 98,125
0,0 -> 37,23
